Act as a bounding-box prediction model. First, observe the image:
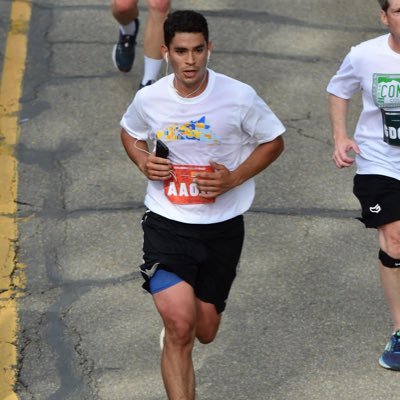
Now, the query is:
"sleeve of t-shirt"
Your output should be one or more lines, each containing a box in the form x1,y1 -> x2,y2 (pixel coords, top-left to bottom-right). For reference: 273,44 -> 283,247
326,50 -> 361,99
241,91 -> 286,144
120,93 -> 152,140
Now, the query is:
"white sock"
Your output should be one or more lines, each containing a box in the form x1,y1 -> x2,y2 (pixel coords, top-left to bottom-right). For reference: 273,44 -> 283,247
120,20 -> 138,36
141,56 -> 163,84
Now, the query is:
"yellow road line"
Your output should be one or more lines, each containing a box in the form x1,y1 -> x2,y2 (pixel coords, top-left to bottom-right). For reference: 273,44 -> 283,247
0,1 -> 31,398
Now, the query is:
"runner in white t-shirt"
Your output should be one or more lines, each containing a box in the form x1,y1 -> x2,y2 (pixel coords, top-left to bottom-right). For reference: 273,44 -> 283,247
120,10 -> 285,398
327,0 -> 400,371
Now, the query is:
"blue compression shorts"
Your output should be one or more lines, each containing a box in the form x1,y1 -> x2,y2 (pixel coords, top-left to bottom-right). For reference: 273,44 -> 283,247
149,268 -> 183,294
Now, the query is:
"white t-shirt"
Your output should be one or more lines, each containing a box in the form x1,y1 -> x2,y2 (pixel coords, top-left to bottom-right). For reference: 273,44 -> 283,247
327,34 -> 400,180
121,69 -> 285,224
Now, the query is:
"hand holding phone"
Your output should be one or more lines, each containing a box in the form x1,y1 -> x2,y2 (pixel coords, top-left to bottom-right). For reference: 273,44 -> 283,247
155,140 -> 169,159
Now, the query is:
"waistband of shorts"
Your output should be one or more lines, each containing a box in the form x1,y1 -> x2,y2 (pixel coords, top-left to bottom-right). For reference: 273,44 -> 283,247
145,210 -> 243,229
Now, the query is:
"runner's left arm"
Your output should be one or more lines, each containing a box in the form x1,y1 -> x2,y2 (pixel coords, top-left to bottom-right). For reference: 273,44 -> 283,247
193,135 -> 284,199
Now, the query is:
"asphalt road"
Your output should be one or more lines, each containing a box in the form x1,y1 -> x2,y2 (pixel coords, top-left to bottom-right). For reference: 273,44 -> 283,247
2,0 -> 400,399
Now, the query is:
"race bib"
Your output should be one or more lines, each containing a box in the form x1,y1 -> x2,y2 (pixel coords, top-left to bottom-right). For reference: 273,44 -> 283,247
373,74 -> 400,108
372,74 -> 400,146
381,109 -> 400,147
164,164 -> 215,204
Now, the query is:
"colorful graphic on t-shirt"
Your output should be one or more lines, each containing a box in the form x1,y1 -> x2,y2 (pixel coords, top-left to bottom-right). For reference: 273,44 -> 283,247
373,74 -> 400,108
156,116 -> 219,143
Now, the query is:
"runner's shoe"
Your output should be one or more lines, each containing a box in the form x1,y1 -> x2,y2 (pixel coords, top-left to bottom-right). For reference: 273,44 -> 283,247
112,19 -> 139,72
379,329 -> 400,370
139,80 -> 156,90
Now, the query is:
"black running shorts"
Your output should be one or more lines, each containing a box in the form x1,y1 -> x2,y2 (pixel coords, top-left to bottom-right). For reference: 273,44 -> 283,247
139,210 -> 245,313
353,174 -> 400,228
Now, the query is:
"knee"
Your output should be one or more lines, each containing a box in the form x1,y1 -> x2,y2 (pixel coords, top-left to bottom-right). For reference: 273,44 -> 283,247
147,0 -> 170,15
112,0 -> 137,15
384,235 -> 400,259
197,330 -> 217,345
379,249 -> 400,269
381,223 -> 400,250
379,229 -> 400,266
165,319 -> 195,347
196,319 -> 220,344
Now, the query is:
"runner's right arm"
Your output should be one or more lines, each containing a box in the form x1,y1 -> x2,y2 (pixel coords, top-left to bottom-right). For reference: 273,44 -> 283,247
121,129 -> 171,181
328,94 -> 360,169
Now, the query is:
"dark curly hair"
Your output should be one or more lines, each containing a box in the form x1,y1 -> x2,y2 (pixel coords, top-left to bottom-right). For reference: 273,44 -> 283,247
164,10 -> 209,48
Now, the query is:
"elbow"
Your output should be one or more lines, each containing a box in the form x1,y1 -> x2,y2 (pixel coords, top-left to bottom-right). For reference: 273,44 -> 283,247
121,128 -> 132,150
120,128 -> 126,145
279,136 -> 285,153
275,135 -> 285,158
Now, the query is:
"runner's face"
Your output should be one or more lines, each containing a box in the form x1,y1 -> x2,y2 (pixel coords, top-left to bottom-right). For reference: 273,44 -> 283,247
381,0 -> 400,46
164,32 -> 211,94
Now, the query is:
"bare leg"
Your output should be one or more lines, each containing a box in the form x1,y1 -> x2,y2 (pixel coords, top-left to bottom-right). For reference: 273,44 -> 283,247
153,281 -> 221,399
380,266 -> 400,329
144,0 -> 170,59
195,299 -> 221,344
111,0 -> 138,25
154,282 -> 196,400
378,221 -> 400,331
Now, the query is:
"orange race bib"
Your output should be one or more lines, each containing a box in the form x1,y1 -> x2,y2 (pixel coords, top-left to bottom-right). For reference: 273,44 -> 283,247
164,164 -> 215,204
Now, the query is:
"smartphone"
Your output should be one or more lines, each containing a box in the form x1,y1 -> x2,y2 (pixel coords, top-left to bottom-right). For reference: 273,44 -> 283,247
155,139 -> 169,158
